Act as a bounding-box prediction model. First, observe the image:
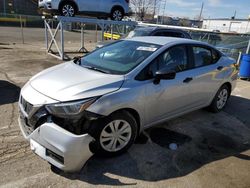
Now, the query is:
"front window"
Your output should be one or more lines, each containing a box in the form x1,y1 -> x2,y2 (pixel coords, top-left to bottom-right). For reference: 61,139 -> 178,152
80,40 -> 161,75
136,45 -> 189,81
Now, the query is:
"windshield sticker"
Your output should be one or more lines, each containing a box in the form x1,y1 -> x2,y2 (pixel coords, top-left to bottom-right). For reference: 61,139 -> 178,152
137,46 -> 157,52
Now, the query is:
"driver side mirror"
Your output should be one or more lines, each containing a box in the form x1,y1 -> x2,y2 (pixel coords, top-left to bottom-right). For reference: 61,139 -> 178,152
153,68 -> 176,85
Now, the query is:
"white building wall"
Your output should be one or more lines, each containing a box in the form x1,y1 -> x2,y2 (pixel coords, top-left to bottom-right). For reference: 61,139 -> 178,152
202,20 -> 250,33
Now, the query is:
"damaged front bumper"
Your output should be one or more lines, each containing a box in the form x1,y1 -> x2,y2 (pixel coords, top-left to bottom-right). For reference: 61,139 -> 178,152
18,86 -> 96,172
19,117 -> 94,172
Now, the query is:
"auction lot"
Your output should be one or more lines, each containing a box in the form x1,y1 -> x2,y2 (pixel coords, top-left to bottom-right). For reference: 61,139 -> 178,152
0,27 -> 250,188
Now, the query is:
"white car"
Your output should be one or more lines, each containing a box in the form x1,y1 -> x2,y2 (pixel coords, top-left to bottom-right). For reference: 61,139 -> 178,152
38,0 -> 130,20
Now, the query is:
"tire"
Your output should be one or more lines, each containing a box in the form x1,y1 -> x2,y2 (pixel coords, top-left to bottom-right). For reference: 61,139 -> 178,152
50,164 -> 63,174
89,111 -> 137,157
208,85 -> 230,113
110,8 -> 124,21
59,2 -> 77,17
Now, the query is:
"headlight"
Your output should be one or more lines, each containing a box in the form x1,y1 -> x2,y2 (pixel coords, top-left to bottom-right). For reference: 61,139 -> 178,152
45,98 -> 97,117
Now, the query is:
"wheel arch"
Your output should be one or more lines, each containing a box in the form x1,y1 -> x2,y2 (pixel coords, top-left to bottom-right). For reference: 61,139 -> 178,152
59,0 -> 79,13
111,5 -> 125,14
109,108 -> 141,136
221,82 -> 232,95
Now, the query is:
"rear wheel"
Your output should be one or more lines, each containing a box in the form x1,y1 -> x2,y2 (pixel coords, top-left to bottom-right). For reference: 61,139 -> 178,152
89,111 -> 137,156
110,8 -> 124,21
208,85 -> 230,113
59,2 -> 76,17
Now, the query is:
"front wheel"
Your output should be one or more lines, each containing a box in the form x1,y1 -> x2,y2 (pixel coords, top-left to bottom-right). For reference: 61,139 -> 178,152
89,111 -> 137,156
60,2 -> 76,17
208,85 -> 230,113
110,8 -> 124,21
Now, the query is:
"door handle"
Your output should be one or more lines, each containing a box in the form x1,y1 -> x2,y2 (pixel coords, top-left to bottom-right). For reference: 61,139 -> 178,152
217,66 -> 224,71
183,77 -> 193,83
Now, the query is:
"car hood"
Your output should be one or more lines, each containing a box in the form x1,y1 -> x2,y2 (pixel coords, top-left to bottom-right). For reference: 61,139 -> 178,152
30,62 -> 124,102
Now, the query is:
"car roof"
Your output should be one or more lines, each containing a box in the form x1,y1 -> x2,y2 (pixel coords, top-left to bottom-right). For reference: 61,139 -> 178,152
125,36 -> 203,46
133,26 -> 192,39
135,26 -> 186,32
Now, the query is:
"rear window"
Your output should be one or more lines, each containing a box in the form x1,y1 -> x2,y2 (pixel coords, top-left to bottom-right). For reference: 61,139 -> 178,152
126,28 -> 154,38
154,31 -> 185,38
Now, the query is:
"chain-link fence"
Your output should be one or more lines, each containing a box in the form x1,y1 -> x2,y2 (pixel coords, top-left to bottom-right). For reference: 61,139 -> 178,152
189,31 -> 250,60
1,12 -> 250,60
0,13 -> 43,27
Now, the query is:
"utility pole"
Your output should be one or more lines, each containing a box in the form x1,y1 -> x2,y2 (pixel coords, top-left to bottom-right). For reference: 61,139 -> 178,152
232,10 -> 237,20
199,2 -> 204,21
3,0 -> 6,15
233,10 -> 237,19
153,0 -> 157,19
161,0 -> 167,24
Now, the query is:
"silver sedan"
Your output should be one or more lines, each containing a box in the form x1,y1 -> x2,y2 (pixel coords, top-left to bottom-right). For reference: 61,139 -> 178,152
18,37 -> 238,172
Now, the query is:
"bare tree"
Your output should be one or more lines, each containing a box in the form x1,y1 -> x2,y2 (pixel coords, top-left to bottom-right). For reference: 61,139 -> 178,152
130,0 -> 160,21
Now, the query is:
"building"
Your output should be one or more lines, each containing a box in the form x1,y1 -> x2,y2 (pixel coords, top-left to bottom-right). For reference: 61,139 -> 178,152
202,18 -> 250,33
0,0 -> 38,15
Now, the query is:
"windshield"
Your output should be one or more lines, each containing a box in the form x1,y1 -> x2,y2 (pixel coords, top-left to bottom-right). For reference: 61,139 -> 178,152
81,40 -> 161,75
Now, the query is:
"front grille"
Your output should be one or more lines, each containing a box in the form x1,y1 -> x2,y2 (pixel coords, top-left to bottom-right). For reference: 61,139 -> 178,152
19,95 -> 48,136
20,96 -> 34,116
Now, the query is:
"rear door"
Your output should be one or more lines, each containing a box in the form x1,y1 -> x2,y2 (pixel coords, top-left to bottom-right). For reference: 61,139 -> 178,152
185,45 -> 225,107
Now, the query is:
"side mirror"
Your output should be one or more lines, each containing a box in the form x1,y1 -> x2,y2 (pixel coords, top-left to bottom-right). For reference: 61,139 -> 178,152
154,68 -> 176,85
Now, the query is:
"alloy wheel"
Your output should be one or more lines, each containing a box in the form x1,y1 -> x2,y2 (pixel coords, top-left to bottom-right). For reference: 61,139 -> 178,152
216,88 -> 228,109
62,4 -> 75,17
112,10 -> 123,21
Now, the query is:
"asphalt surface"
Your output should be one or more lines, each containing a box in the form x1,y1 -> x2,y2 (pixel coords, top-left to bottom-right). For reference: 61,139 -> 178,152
0,27 -> 250,188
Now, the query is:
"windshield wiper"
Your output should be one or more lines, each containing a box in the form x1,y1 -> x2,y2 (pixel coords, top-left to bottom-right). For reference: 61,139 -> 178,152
82,65 -> 109,74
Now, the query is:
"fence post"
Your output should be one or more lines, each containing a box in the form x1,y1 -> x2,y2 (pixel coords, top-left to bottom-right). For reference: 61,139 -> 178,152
95,24 -> 98,43
44,20 -> 48,50
60,21 -> 64,60
246,39 -> 250,55
19,15 -> 24,44
237,51 -> 242,66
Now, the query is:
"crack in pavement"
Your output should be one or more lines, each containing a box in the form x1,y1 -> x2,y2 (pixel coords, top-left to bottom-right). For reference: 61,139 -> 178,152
0,69 -> 18,86
8,103 -> 16,129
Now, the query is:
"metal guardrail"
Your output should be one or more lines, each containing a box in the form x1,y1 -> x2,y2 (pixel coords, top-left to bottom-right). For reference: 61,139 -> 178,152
1,13 -> 249,60
139,22 -> 250,60
44,16 -> 137,60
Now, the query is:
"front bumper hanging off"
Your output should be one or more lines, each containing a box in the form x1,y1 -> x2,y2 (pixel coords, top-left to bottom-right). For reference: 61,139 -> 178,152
19,118 -> 94,172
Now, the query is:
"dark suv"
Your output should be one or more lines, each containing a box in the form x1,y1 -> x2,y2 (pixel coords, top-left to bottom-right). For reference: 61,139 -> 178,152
96,26 -> 192,48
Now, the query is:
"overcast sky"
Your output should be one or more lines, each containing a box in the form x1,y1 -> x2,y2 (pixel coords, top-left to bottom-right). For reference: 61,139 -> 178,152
158,0 -> 250,19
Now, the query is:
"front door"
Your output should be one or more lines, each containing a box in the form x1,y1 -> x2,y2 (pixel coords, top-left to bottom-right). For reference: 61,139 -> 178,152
140,45 -> 197,125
